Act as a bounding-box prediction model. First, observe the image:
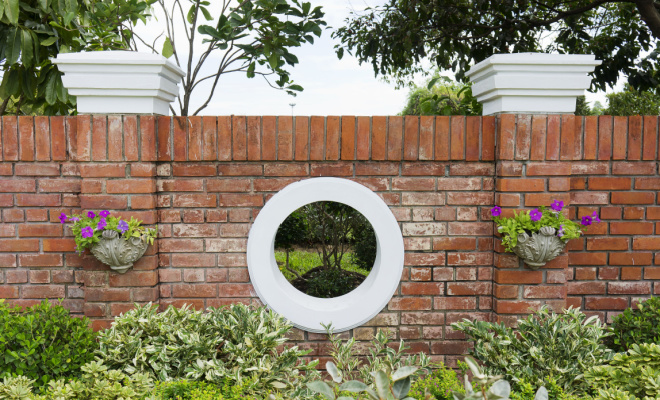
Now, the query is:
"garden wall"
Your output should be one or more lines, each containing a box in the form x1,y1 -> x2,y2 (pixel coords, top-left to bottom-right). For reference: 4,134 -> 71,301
1,114 -> 659,364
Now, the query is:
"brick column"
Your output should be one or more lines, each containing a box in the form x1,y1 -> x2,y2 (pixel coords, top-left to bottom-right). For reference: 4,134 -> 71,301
77,115 -> 159,330
493,114 -> 577,325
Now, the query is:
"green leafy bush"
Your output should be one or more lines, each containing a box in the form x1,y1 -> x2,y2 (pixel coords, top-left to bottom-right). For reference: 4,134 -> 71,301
408,363 -> 463,400
0,361 -> 154,400
607,297 -> 660,352
96,303 -> 317,398
0,300 -> 97,389
453,306 -> 612,396
154,379 -> 253,399
585,343 -> 660,400
510,377 -> 591,400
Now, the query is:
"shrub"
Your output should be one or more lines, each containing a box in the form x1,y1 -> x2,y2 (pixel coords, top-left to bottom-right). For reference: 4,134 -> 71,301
96,303 -> 318,398
408,363 -> 463,400
0,300 -> 97,389
453,306 -> 612,396
585,343 -> 660,400
607,296 -> 660,352
0,361 -> 154,400
154,379 -> 253,399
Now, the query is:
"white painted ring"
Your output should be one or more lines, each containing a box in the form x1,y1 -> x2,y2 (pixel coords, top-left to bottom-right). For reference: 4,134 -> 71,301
247,177 -> 404,333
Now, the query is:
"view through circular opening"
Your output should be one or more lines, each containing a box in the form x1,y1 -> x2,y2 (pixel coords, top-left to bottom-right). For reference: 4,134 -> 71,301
274,201 -> 377,298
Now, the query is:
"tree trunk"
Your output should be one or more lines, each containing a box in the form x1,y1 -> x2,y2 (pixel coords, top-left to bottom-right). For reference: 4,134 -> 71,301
635,0 -> 660,39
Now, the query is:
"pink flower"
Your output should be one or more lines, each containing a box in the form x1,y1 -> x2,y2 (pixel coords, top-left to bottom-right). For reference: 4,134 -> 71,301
59,213 -> 67,224
118,220 -> 129,233
530,209 -> 542,222
81,226 -> 94,238
557,224 -> 564,238
591,211 -> 601,223
581,216 -> 593,226
490,206 -> 502,217
99,210 -> 110,218
550,200 -> 564,212
87,211 -> 96,219
97,218 -> 107,230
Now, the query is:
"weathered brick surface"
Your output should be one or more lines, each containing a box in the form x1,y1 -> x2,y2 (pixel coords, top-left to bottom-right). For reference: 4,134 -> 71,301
1,114 -> 659,360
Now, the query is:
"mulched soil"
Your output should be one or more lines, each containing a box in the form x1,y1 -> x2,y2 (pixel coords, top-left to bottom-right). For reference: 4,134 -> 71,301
290,266 -> 366,297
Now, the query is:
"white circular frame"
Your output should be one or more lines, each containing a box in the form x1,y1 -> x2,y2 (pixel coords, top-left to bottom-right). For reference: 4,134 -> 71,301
247,177 -> 404,333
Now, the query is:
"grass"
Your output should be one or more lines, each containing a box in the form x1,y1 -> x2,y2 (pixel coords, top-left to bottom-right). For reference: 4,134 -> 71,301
274,249 -> 370,281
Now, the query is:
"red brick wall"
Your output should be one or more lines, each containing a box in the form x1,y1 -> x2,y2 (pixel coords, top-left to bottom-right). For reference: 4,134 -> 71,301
1,114 -> 658,362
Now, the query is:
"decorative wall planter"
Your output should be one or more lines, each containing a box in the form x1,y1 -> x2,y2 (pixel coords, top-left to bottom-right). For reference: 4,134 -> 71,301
90,230 -> 150,274
52,51 -> 185,115
511,226 -> 566,269
466,53 -> 601,115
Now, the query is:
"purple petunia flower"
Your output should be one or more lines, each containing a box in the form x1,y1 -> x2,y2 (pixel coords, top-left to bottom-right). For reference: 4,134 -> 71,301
551,200 -> 564,212
591,211 -> 601,223
490,206 -> 502,217
97,218 -> 107,230
530,208 -> 542,222
59,213 -> 67,224
99,210 -> 110,218
81,226 -> 94,238
118,220 -> 129,233
70,217 -> 80,222
557,224 -> 564,238
87,211 -> 96,219
581,216 -> 593,226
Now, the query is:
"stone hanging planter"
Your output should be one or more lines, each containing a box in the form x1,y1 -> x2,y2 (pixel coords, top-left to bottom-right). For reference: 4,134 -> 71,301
465,53 -> 601,115
90,230 -> 150,274
52,50 -> 185,115
511,226 -> 566,269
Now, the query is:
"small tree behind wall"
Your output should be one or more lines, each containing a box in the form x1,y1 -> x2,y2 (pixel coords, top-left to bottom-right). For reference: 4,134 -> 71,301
137,0 -> 326,116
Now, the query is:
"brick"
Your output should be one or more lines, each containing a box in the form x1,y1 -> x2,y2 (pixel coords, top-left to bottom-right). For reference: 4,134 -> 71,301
15,164 -> 60,176
207,179 -> 251,192
403,162 -> 447,176
620,267 -> 642,280
158,239 -> 204,252
0,254 -> 16,268
494,299 -> 542,314
388,297 -> 432,310
433,238 -> 476,251
633,237 -> 660,250
611,192 -> 655,205
23,285 -> 65,299
548,177 -> 570,192
568,282 -> 606,295
341,116 -> 356,160
355,162 -> 398,176
524,193 -> 570,207
38,179 -> 80,193
612,162 -> 656,175
30,270 -> 51,283
611,222 -> 653,235
206,239 -> 247,252
523,285 -> 566,299
410,267 -> 432,281
447,282 -> 491,295
18,225 -> 62,237
173,194 -> 217,208
106,180 -> 156,194
419,116 -> 434,161
172,164 -> 217,176
110,271 -> 158,287
526,162 -> 571,176
172,224 -> 217,238
402,193 -> 444,206
80,195 -> 127,210
608,282 -> 651,295
586,238 -> 629,251
402,222 -> 446,236
0,239 -> 39,252
6,270 -> 27,283
0,179 -> 36,192
572,162 -> 609,175
635,178 -> 660,190
80,164 -> 126,178
158,179 -> 204,192
310,163 -> 353,177
496,179 -> 544,192
494,284 -> 518,299
172,284 -> 217,298
18,254 -> 62,267
217,164 -> 263,176
570,192 -> 609,205
589,177 -> 631,190
295,116 -> 309,160
494,270 -> 542,284
609,253 -> 652,266
401,282 -> 444,295
447,222 -> 492,236
15,194 -> 60,207
568,252 -> 607,265
404,253 -> 445,266
218,194 -> 263,207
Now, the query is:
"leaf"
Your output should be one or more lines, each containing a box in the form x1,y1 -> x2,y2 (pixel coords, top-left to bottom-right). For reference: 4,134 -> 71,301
21,29 -> 33,67
326,361 -> 341,383
40,36 -> 58,46
391,366 -> 418,381
392,377 -> 411,399
307,381 -> 335,400
45,72 -> 58,105
199,6 -> 212,21
187,4 -> 195,24
5,27 -> 21,65
375,370 -> 390,399
162,37 -> 174,58
339,381 -> 368,393
534,386 -> 549,400
4,0 -> 19,25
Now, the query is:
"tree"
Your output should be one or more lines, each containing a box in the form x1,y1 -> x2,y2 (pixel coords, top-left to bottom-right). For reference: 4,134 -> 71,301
0,0 -> 155,116
604,85 -> 660,115
575,96 -> 604,115
400,75 -> 482,116
333,1 -> 660,93
137,0 -> 326,116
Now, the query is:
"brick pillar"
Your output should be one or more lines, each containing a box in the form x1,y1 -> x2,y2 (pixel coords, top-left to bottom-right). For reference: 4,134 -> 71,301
492,114 -> 577,325
77,115 -> 159,330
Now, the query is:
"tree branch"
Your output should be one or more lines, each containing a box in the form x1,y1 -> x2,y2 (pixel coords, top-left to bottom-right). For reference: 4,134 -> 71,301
635,0 -> 660,38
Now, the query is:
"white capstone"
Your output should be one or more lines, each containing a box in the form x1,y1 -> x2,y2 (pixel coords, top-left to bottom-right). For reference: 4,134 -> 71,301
247,177 -> 404,333
466,53 -> 601,115
52,51 -> 185,116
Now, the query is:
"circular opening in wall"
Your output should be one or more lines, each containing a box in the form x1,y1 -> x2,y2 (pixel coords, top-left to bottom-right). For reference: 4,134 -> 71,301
247,177 -> 404,333
274,201 -> 377,299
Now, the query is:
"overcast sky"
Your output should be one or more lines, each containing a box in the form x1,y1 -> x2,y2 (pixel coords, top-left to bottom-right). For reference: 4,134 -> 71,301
135,0 -> 611,116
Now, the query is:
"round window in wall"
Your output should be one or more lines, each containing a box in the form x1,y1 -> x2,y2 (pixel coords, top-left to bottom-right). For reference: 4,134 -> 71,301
247,177 -> 404,333
274,201 -> 377,299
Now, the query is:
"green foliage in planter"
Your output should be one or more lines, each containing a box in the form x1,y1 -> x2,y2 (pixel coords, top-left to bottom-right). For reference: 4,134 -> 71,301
408,363 -> 463,400
510,377 -> 591,400
96,303 -> 318,399
453,306 -> 612,397
607,297 -> 660,352
0,361 -> 154,400
585,343 -> 660,400
0,300 -> 97,390
154,378 -> 253,399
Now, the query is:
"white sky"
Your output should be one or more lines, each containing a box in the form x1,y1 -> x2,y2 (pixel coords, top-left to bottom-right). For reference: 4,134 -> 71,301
135,0 -> 612,116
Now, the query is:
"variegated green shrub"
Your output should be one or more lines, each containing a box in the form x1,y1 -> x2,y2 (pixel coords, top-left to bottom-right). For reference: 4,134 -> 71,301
585,343 -> 660,400
96,303 -> 318,399
453,306 -> 612,396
